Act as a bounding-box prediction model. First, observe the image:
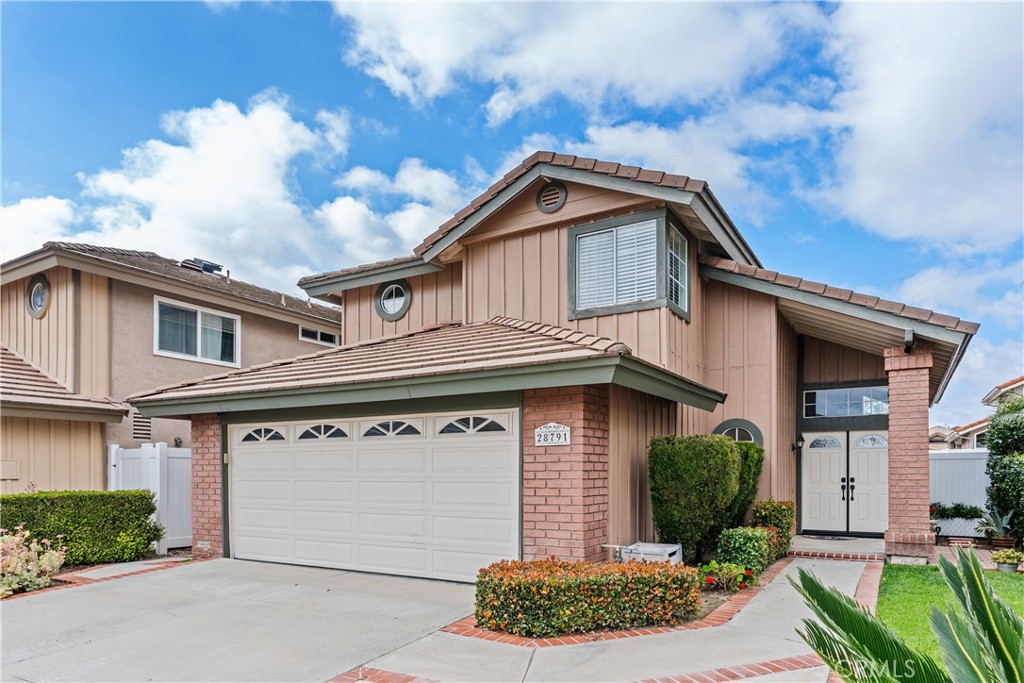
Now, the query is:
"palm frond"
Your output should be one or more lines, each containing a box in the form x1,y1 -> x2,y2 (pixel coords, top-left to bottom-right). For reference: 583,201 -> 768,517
930,603 -> 998,683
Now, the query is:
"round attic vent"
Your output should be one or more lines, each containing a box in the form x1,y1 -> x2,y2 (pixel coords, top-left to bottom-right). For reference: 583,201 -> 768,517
536,181 -> 567,213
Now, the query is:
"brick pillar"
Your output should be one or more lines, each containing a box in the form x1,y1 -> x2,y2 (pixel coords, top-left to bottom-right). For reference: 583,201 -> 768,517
191,413 -> 224,560
883,346 -> 935,563
522,385 -> 609,563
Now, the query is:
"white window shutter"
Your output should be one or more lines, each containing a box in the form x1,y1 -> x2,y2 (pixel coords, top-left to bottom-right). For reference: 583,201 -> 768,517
576,230 -> 616,309
614,220 -> 658,303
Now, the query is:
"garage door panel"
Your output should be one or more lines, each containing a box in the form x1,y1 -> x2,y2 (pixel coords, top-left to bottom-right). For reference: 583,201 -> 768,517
432,549 -> 507,580
294,509 -> 354,534
433,516 -> 514,543
294,480 -> 355,502
359,544 -> 428,572
294,539 -> 355,565
235,452 -> 292,472
234,534 -> 292,561
357,449 -> 428,472
293,452 -> 354,471
231,410 -> 519,583
433,481 -> 514,507
358,512 -> 428,538
235,479 -> 291,500
433,448 -> 516,472
358,480 -> 427,504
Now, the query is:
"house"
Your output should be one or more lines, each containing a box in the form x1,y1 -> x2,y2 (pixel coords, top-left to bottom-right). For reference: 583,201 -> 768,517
0,242 -> 342,494
982,374 -> 1024,407
928,425 -> 954,451
946,417 -> 990,449
131,152 -> 978,578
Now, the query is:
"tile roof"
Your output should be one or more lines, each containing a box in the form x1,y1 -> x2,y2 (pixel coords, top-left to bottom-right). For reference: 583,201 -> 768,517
130,316 -> 640,404
32,242 -> 342,324
1,345 -> 128,416
952,416 -> 990,433
298,254 -> 422,287
994,375 -> 1024,391
700,255 -> 980,334
413,151 -> 708,257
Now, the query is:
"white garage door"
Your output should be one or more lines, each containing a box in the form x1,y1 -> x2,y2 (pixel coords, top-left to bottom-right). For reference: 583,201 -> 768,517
229,410 -> 520,582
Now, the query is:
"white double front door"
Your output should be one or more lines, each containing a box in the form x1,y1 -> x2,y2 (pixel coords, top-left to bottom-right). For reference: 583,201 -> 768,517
801,431 -> 888,534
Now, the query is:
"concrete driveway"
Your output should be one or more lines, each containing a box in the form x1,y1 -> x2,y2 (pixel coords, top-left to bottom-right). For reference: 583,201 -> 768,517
2,559 -> 474,683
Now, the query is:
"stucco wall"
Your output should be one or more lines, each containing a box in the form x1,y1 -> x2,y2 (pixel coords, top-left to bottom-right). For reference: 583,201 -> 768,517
107,279 -> 337,448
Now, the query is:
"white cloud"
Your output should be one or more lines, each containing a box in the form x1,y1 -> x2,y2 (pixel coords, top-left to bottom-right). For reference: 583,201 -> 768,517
335,3 -> 825,125
931,336 -> 1024,428
316,108 -> 352,157
895,261 -> 1024,331
1,196 -> 78,261
817,2 -> 1023,252
313,196 -> 394,264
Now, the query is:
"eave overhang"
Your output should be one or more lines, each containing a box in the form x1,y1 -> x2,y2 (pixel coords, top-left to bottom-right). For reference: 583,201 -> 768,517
132,354 -> 725,419
701,265 -> 973,405
0,399 -> 128,423
300,260 -> 444,298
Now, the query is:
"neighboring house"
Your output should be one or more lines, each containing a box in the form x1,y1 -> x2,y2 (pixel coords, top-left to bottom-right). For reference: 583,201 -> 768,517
0,242 -> 342,494
982,374 -> 1024,407
928,425 -> 954,451
132,152 -> 978,578
947,417 -> 990,449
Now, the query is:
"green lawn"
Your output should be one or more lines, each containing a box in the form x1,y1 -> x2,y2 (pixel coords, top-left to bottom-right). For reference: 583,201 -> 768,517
876,564 -> 1024,663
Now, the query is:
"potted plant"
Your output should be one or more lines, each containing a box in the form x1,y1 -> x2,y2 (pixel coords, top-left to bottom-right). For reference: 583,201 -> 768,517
976,509 -> 1016,549
991,549 -> 1023,573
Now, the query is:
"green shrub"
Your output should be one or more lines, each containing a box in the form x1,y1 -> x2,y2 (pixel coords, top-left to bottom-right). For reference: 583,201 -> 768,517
986,453 -> 1024,539
986,395 -> 1024,457
697,560 -> 754,592
475,558 -> 701,638
759,525 -> 790,561
649,434 -> 740,562
0,490 -> 163,564
752,499 -> 796,535
929,501 -> 984,520
716,527 -> 770,575
728,441 -> 765,527
0,526 -> 65,598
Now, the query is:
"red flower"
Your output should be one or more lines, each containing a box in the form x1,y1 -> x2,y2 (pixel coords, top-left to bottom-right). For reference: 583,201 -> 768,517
745,569 -> 752,576
705,576 -> 715,584
739,582 -> 746,589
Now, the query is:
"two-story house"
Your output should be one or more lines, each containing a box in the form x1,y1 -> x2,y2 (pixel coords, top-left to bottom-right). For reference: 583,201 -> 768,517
1,242 -> 341,494
131,152 -> 977,579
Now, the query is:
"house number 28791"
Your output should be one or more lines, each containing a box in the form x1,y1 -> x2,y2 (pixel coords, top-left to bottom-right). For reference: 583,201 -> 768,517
534,422 -> 571,446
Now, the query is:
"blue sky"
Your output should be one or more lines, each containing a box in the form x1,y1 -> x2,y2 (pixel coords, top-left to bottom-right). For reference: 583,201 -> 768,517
2,2 -> 1022,426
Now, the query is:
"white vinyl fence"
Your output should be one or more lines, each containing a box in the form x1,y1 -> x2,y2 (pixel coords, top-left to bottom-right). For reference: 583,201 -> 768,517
930,448 -> 990,537
108,442 -> 192,553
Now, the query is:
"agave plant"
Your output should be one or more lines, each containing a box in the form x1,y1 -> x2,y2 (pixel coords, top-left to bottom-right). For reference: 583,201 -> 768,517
791,547 -> 1022,683
976,509 -> 1015,538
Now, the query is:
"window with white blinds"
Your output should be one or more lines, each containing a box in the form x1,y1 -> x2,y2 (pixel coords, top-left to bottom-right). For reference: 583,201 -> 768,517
576,219 -> 658,309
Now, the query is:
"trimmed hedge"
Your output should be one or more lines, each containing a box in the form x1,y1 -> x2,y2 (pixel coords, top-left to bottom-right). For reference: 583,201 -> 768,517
649,434 -> 740,561
728,442 -> 765,527
716,527 -> 770,575
475,559 -> 701,638
929,501 -> 984,521
760,525 -> 790,561
752,499 -> 796,536
0,490 -> 163,564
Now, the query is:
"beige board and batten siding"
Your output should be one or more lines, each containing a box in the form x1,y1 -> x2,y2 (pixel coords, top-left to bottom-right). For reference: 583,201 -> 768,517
1,417 -> 105,493
464,183 -> 705,379
773,313 -> 798,502
607,385 -> 676,546
802,337 -> 885,384
341,264 -> 462,346
1,268 -> 77,389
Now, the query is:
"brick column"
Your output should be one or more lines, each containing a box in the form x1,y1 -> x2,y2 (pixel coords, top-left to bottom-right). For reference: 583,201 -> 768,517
883,346 -> 935,563
191,413 -> 224,560
522,385 -> 609,563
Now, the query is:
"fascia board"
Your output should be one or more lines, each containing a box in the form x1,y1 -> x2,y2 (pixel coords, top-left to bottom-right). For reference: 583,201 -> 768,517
301,261 -> 444,297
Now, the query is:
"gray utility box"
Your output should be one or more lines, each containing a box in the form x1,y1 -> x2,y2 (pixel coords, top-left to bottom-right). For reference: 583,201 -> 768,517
619,542 -> 682,564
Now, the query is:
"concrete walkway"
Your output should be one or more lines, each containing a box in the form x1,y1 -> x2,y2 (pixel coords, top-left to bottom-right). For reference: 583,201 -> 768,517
361,558 -> 861,682
3,557 -> 866,682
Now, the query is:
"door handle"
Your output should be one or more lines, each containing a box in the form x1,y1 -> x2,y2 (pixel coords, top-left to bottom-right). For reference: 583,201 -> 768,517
841,476 -> 847,483
849,477 -> 855,484
840,483 -> 847,501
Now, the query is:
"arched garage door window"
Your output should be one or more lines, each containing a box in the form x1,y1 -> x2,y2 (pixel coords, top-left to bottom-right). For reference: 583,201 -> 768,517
712,419 -> 764,448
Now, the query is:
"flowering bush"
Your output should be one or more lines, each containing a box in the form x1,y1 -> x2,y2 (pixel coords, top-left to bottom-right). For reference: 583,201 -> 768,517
697,560 -> 754,592
759,525 -> 790,561
991,549 -> 1023,566
475,558 -> 701,638
752,499 -> 796,535
1,526 -> 65,598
